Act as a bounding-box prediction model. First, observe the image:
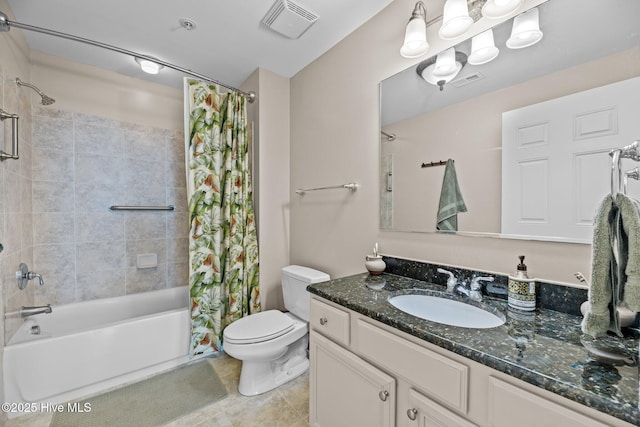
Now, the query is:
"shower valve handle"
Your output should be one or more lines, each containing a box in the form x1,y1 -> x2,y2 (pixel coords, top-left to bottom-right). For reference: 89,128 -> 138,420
16,263 -> 45,289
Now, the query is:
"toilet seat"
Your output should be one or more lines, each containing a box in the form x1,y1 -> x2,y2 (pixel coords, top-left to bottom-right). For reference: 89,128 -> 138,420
224,310 -> 295,344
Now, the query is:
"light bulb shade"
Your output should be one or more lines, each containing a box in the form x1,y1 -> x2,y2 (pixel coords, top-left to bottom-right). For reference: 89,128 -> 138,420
468,29 -> 499,65
506,7 -> 543,49
417,50 -> 467,90
481,0 -> 523,19
401,17 -> 429,58
433,48 -> 457,76
135,57 -> 164,74
439,0 -> 473,40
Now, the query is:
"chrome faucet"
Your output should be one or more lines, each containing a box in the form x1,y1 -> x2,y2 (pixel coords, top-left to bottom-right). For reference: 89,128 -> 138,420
455,276 -> 494,302
437,268 -> 458,292
20,304 -> 52,318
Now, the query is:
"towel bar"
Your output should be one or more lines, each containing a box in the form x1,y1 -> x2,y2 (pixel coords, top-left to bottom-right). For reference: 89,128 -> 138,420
295,183 -> 358,195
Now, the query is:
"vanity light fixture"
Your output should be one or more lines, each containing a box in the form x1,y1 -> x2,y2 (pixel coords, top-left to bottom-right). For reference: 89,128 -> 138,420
400,1 -> 429,58
506,7 -> 543,49
468,29 -> 499,65
481,0 -> 524,19
416,48 -> 468,91
401,0 -> 530,59
439,0 -> 473,40
135,57 -> 164,75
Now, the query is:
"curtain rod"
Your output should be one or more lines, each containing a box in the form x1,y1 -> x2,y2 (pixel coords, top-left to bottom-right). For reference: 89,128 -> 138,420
0,11 -> 255,103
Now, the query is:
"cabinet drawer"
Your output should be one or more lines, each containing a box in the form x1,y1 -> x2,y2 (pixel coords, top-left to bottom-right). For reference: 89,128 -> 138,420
488,377 -> 606,427
355,318 -> 468,414
310,298 -> 350,346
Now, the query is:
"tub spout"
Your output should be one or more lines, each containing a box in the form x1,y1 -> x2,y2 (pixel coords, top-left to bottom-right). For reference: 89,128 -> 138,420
20,304 -> 52,318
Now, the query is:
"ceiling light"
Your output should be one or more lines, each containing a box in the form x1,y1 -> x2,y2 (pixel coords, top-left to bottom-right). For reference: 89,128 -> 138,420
400,1 -> 429,58
482,0 -> 523,19
135,57 -> 164,75
439,0 -> 473,40
506,7 -> 543,49
468,29 -> 499,65
416,48 -> 468,91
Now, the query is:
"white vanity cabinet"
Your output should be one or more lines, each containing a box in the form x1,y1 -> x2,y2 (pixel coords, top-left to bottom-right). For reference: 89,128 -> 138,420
309,298 -> 395,427
309,295 -> 635,427
309,332 -> 396,427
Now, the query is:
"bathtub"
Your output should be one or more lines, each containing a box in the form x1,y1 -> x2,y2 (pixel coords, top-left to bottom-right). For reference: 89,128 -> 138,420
3,286 -> 193,418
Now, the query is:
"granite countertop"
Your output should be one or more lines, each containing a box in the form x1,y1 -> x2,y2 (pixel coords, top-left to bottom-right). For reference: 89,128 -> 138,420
307,272 -> 639,426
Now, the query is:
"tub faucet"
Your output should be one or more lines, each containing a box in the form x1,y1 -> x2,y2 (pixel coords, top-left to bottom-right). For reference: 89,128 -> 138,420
20,304 -> 52,318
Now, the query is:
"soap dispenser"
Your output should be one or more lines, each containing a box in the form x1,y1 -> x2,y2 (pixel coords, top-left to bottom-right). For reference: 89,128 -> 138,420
508,255 -> 536,311
365,243 -> 386,275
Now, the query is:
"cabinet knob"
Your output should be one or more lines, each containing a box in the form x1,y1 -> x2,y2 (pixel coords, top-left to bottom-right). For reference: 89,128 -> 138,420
407,408 -> 418,421
319,317 -> 328,325
378,390 -> 389,401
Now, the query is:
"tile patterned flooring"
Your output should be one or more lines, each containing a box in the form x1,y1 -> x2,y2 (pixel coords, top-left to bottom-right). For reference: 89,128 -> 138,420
5,353 -> 310,427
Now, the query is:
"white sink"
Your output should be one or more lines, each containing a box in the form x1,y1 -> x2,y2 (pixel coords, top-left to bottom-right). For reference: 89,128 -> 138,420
388,294 -> 505,329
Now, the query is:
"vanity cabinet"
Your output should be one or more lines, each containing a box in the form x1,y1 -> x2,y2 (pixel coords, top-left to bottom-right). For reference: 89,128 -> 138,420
309,332 -> 396,427
309,295 -> 634,427
310,297 -> 395,426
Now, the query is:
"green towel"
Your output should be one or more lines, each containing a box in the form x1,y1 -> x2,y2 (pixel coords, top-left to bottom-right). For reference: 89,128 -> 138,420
582,195 -> 617,337
436,159 -> 467,231
616,194 -> 640,312
582,193 -> 640,338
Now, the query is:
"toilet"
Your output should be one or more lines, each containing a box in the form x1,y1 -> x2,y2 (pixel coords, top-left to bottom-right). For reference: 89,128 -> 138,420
223,265 -> 330,396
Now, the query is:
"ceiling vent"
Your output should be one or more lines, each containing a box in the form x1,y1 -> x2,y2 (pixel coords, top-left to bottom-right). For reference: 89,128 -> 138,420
262,0 -> 318,39
450,72 -> 485,88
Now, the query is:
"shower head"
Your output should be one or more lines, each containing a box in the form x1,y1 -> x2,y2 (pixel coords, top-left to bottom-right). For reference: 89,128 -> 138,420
15,78 -> 55,105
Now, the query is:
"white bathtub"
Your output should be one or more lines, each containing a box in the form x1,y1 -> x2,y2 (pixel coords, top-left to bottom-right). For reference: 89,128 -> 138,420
3,286 -> 193,418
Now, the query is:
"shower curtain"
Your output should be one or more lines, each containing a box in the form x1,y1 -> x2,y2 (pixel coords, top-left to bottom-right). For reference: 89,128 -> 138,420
184,79 -> 261,356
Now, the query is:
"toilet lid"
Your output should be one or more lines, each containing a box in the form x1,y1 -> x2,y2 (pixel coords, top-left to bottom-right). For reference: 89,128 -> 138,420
223,310 -> 295,344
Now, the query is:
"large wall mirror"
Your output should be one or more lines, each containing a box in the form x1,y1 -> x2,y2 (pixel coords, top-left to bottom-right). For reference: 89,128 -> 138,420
380,0 -> 640,243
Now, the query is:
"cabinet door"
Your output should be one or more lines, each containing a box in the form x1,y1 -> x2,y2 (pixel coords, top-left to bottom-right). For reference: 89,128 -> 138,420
310,331 -> 396,427
406,388 -> 477,427
488,377 -> 607,427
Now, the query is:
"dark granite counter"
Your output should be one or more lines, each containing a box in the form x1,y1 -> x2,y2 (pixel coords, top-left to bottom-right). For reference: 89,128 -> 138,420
307,272 -> 639,426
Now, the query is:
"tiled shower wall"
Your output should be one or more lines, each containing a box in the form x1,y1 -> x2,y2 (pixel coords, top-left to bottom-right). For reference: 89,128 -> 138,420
30,106 -> 188,307
0,65 -> 35,343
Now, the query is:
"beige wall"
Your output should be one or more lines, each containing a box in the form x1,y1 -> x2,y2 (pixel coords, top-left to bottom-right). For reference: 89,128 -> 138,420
385,48 -> 640,234
290,0 -> 600,285
242,68 -> 291,310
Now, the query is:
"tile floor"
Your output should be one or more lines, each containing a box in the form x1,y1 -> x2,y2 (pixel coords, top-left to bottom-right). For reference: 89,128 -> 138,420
5,353 -> 310,427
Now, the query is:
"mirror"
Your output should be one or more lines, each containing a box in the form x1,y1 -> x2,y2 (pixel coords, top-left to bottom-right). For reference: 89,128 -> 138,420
380,0 -> 640,243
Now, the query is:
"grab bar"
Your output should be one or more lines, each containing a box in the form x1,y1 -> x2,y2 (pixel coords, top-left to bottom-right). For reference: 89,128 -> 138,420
110,205 -> 175,211
296,182 -> 358,195
0,109 -> 19,161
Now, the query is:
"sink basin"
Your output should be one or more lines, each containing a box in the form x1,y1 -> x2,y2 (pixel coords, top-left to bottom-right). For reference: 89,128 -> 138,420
388,294 -> 505,329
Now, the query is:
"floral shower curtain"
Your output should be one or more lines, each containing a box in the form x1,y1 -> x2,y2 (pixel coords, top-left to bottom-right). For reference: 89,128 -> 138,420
185,79 -> 261,357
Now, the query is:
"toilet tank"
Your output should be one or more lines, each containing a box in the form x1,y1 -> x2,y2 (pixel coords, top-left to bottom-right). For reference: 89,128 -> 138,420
282,265 -> 330,322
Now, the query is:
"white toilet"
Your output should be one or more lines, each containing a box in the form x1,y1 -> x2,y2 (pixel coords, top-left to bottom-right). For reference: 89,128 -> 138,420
223,265 -> 330,396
